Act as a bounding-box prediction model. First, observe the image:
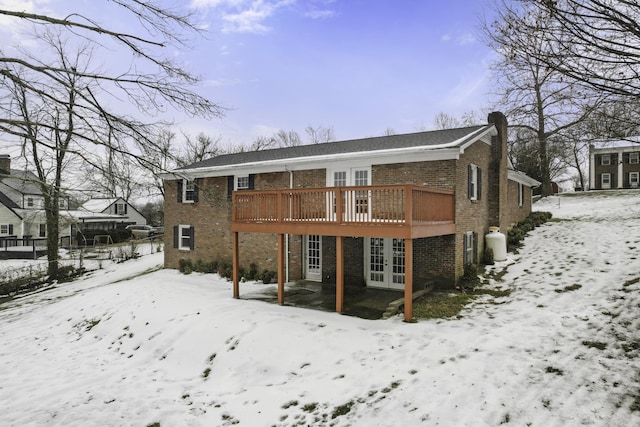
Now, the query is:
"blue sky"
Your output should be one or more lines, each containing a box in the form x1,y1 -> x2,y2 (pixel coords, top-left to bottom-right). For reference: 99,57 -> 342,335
1,0 -> 496,147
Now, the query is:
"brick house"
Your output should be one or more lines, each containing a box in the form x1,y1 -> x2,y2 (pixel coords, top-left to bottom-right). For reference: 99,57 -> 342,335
589,140 -> 640,190
163,112 -> 539,321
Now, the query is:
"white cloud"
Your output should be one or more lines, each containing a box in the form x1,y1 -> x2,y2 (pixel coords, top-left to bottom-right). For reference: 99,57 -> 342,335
304,9 -> 335,19
190,0 -> 294,34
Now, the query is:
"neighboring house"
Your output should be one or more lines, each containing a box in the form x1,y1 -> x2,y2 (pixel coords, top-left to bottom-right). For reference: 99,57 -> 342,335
0,155 -> 146,248
162,112 -> 539,321
0,154 -> 70,241
589,139 -> 640,190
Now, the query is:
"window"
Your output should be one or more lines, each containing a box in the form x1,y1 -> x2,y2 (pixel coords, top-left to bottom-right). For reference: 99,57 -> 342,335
115,203 -> 126,214
601,154 -> 611,165
630,172 -> 639,188
463,231 -> 478,265
39,223 -> 47,238
236,175 -> 249,190
173,224 -> 194,250
468,164 -> 482,201
333,171 -> 347,186
518,183 -> 524,207
630,152 -> 639,164
27,197 -> 34,208
59,199 -> 66,209
184,180 -> 195,202
0,224 -> 13,235
601,173 -> 611,189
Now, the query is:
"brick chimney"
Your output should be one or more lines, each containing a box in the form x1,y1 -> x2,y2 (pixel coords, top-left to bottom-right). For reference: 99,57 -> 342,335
487,112 -> 508,232
0,154 -> 10,175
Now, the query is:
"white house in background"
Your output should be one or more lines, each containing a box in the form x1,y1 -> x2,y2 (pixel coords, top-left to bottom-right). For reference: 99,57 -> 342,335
589,139 -> 640,190
78,197 -> 147,229
1,154 -> 147,245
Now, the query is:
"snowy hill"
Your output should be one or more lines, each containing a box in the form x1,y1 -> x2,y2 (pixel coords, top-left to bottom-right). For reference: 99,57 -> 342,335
0,190 -> 639,426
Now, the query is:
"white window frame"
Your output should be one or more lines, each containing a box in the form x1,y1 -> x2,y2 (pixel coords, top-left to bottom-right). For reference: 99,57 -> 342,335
630,172 -> 640,188
0,224 -> 10,235
601,173 -> 611,189
183,179 -> 195,203
178,224 -> 192,251
518,183 -> 524,207
115,202 -> 126,214
469,164 -> 479,201
464,231 -> 477,265
601,154 -> 611,166
27,197 -> 34,208
39,223 -> 47,238
235,175 -> 249,190
630,152 -> 639,164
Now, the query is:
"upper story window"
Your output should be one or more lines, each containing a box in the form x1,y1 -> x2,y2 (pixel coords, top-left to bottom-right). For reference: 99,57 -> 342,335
333,171 -> 347,186
115,202 -> 126,214
177,179 -> 198,203
601,154 -> 611,166
236,175 -> 249,190
630,152 -> 639,164
0,224 -> 14,235
468,164 -> 482,201
27,197 -> 34,208
59,199 -> 67,209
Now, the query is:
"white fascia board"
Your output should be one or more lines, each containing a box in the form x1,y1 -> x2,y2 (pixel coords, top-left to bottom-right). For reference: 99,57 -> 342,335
508,170 -> 541,187
172,147 -> 463,180
458,126 -> 497,152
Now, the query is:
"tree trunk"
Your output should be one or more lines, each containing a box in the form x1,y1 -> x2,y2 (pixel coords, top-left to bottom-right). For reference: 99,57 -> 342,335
45,193 -> 60,280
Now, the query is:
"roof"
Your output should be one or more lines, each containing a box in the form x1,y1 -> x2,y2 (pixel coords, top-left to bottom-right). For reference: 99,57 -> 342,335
177,125 -> 492,171
0,190 -> 22,219
590,137 -> 640,151
62,210 -> 125,222
80,198 -> 121,213
0,169 -> 43,195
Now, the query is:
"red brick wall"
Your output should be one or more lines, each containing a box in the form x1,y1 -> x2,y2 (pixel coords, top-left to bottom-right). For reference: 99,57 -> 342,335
504,180 -> 532,229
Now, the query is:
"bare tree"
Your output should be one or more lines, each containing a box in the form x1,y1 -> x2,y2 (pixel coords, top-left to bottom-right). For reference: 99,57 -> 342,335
0,3 -> 224,279
178,132 -> 224,167
431,111 -> 482,130
305,124 -> 335,144
274,129 -> 302,147
522,0 -> 640,103
482,1 -> 604,196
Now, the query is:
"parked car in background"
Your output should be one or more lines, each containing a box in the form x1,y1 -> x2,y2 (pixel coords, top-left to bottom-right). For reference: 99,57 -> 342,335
125,224 -> 154,239
151,225 -> 164,235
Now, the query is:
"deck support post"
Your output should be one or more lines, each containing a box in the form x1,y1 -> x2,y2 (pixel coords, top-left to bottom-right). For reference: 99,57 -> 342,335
336,235 -> 344,313
277,233 -> 285,305
404,238 -> 413,322
232,231 -> 239,298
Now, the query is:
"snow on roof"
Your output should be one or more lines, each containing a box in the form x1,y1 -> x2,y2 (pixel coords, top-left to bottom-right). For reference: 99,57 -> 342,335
80,198 -> 120,213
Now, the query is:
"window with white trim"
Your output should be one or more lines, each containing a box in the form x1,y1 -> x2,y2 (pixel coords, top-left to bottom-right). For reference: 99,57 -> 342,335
0,224 -> 14,235
630,172 -> 639,188
468,164 -> 481,201
463,231 -> 478,265
518,183 -> 524,207
601,173 -> 611,188
27,197 -> 34,208
333,171 -> 346,187
178,224 -> 193,250
630,152 -> 639,164
235,175 -> 249,190
115,202 -> 126,214
601,154 -> 611,165
39,223 -> 47,238
183,180 -> 195,202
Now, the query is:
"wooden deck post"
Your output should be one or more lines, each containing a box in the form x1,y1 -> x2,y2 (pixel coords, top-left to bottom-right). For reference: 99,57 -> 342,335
232,231 -> 239,298
336,235 -> 344,313
404,238 -> 413,322
277,233 -> 285,305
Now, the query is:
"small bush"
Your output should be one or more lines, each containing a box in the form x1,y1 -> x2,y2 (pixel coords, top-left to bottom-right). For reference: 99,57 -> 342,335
457,263 -> 481,292
508,211 -> 552,250
482,247 -> 494,265
178,258 -> 194,274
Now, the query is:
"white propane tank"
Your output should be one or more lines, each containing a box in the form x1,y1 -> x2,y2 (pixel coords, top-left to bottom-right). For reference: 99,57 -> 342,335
485,226 -> 507,262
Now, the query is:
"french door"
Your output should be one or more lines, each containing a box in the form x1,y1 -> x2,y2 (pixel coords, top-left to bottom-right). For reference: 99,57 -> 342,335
328,168 -> 370,221
305,235 -> 322,281
366,237 -> 405,290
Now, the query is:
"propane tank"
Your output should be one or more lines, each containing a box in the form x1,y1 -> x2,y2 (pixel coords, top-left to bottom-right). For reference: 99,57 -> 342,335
485,226 -> 507,262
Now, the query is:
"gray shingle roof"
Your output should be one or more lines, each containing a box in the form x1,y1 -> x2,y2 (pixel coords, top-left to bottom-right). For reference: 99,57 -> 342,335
178,125 -> 491,170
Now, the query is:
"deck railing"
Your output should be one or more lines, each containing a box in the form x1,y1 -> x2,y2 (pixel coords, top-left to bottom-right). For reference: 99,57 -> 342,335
232,185 -> 454,226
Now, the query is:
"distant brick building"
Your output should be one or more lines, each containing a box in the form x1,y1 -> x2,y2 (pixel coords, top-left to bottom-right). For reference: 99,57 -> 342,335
163,112 -> 539,320
589,140 -> 640,190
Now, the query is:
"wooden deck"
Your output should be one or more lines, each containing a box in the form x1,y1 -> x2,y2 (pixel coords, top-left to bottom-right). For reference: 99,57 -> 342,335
231,184 -> 456,238
231,184 -> 456,322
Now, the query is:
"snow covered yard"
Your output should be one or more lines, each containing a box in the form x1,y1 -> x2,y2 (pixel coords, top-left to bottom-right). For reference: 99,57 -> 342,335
0,191 -> 639,427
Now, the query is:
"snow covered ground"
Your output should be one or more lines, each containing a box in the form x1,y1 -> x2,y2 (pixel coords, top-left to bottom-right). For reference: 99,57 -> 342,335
0,190 -> 638,426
